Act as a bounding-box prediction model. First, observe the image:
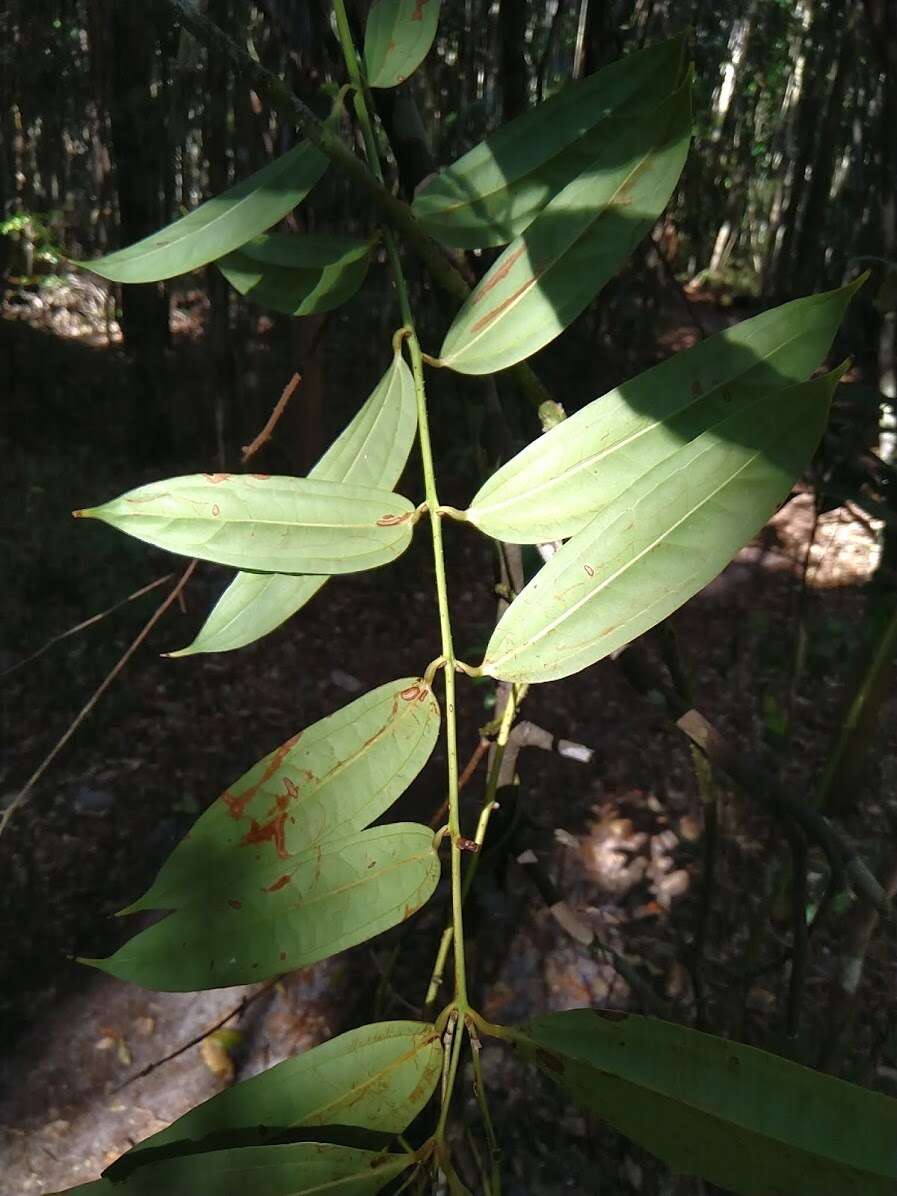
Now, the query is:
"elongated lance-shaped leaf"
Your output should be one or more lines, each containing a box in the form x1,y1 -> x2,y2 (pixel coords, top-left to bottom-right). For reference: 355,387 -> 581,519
76,142 -> 328,284
363,0 -> 442,88
123,1022 -> 440,1162
124,678 -> 440,911
438,79 -> 693,375
482,366 -> 847,683
413,34 -> 685,249
498,1009 -> 897,1196
54,1143 -> 415,1196
467,277 -> 865,543
173,351 -> 417,655
217,232 -> 374,316
75,475 -> 416,574
85,823 -> 440,990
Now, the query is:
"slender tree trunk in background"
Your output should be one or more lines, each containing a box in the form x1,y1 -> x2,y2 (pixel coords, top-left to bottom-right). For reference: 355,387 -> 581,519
582,0 -> 624,74
110,0 -> 172,459
498,0 -> 528,122
85,0 -> 113,255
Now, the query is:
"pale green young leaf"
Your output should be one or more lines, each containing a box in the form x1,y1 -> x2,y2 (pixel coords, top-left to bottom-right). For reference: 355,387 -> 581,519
413,35 -> 685,248
363,0 -> 442,88
86,823 -> 440,990
482,367 -> 846,683
75,476 -> 416,574
124,677 -> 440,912
76,142 -> 328,284
438,81 -> 693,375
171,352 -> 417,655
217,232 -> 373,316
131,1022 -> 441,1156
53,1143 -> 415,1195
467,278 -> 864,542
503,1009 -> 897,1196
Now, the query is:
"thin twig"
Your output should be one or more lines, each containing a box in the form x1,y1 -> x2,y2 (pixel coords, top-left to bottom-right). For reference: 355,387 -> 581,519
241,371 -> 301,462
0,561 -> 197,839
0,573 -> 173,679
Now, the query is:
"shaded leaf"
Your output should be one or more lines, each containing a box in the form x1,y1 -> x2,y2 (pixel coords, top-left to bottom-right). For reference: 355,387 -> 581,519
133,1021 -> 441,1156
467,278 -> 864,542
217,232 -> 373,315
413,35 -> 685,248
364,0 -> 442,89
499,1009 -> 897,1196
438,80 -> 692,375
76,142 -> 327,284
86,824 -> 440,990
172,351 -> 417,654
54,1143 -> 414,1195
75,476 -> 416,574
482,367 -> 846,683
124,677 -> 440,911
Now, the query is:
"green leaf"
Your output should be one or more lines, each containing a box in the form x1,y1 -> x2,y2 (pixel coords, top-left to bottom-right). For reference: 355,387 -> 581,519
413,35 -> 685,249
482,366 -> 846,683
123,677 -> 440,912
86,823 -> 440,990
500,1009 -> 897,1196
75,476 -> 416,574
53,1143 -> 415,1195
217,232 -> 373,316
437,80 -> 693,375
467,278 -> 865,542
131,1021 -> 441,1157
76,142 -> 328,284
171,351 -> 417,654
363,0 -> 442,89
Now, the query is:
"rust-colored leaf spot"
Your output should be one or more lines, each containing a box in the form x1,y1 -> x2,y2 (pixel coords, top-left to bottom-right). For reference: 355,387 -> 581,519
221,733 -> 301,821
241,793 -> 290,858
282,776 -> 299,800
411,0 -> 430,18
690,380 -> 702,398
265,873 -> 291,892
535,1047 -> 564,1074
251,473 -> 271,480
593,1008 -> 628,1022
400,684 -> 422,701
403,903 -> 416,920
279,951 -> 287,962
377,512 -> 411,527
469,272 -> 542,336
472,245 -> 526,305
203,473 -> 231,483
211,503 -> 221,517
584,564 -> 595,577
227,898 -> 242,910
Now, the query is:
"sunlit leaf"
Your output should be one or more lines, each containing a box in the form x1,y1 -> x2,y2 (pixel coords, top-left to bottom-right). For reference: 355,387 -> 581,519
363,0 -> 442,88
467,278 -> 864,542
86,823 -> 440,990
54,1143 -> 415,1195
172,351 -> 417,654
413,35 -> 685,248
481,366 -> 846,682
217,232 -> 373,315
497,1009 -> 897,1196
75,475 -> 416,574
127,1021 -> 441,1159
438,80 -> 692,375
124,677 -> 440,911
76,142 -> 328,284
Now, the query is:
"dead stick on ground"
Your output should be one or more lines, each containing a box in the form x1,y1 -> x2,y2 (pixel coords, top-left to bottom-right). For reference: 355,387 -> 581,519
241,371 -> 301,463
0,561 -> 197,839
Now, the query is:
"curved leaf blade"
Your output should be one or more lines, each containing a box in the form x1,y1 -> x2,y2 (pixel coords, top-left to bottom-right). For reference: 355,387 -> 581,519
54,1143 -> 414,1196
413,35 -> 685,248
363,0 -> 442,89
482,367 -> 846,683
438,80 -> 693,375
467,278 -> 864,542
75,475 -> 416,574
77,142 -> 328,284
130,1021 -> 441,1157
126,677 -> 440,911
217,232 -> 373,316
503,1009 -> 897,1196
88,824 -> 440,990
172,352 -> 417,654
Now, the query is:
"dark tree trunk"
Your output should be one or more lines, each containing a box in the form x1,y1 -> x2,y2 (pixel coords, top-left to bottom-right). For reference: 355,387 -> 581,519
498,0 -> 529,122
